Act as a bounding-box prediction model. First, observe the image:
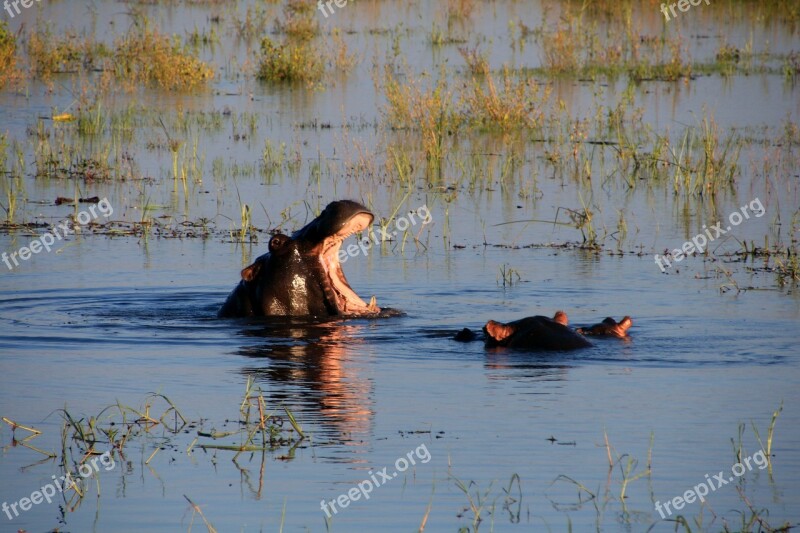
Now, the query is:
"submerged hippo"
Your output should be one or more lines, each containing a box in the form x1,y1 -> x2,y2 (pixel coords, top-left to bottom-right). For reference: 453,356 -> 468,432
218,200 -> 382,318
576,316 -> 632,338
481,311 -> 632,351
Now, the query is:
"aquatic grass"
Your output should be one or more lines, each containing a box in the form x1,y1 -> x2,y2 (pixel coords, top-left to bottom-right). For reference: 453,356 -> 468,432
233,2 -> 272,40
3,385 -> 305,522
458,45 -> 489,77
24,19 -> 212,90
200,376 -> 305,455
446,0 -> 477,22
256,36 -> 324,84
283,1 -> 317,35
382,64 -> 457,168
460,67 -> 551,131
76,98 -> 105,137
276,0 -> 319,41
663,114 -> 741,196
531,9 -> 693,82
0,136 -> 22,222
331,29 -> 359,72
184,495 -> 218,533
186,24 -> 220,49
750,401 -> 782,474
113,25 -> 214,90
1,417 -> 54,457
27,27 -> 109,82
548,426 -> 788,531
0,20 -> 22,89
428,21 -> 468,46
497,263 -> 522,287
451,475 -> 496,531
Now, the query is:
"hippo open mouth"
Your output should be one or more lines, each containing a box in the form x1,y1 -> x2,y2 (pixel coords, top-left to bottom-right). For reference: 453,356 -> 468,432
316,210 -> 379,315
219,200 -> 383,318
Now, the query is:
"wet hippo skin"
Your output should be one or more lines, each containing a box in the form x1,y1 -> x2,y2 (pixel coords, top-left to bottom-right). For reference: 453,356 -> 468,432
482,311 -> 632,350
219,200 -> 382,318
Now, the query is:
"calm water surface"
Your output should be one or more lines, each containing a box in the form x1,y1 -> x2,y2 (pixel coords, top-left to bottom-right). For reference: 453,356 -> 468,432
1,234 -> 798,531
1,0 -> 799,531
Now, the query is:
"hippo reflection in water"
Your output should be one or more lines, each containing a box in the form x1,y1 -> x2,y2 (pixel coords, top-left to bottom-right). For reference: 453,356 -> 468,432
219,200 -> 384,318
481,311 -> 632,351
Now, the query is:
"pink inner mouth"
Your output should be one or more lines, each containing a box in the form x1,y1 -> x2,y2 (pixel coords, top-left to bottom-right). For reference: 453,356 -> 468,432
319,212 -> 380,315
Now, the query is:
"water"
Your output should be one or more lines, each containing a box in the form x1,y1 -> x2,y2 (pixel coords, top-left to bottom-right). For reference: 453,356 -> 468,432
1,0 -> 799,531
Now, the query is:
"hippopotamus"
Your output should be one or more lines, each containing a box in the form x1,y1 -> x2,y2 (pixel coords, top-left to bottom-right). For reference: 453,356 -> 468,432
218,200 -> 382,318
576,316 -> 632,338
477,311 -> 632,350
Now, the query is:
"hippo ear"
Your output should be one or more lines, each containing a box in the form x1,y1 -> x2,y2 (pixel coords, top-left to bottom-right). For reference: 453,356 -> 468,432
241,261 -> 262,282
484,320 -> 513,343
268,234 -> 291,254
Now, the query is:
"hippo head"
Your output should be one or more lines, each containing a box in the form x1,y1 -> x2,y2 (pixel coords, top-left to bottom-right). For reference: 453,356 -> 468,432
292,200 -> 379,315
219,200 -> 381,318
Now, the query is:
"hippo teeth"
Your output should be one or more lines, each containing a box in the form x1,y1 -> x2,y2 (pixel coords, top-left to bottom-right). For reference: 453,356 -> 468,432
368,295 -> 378,311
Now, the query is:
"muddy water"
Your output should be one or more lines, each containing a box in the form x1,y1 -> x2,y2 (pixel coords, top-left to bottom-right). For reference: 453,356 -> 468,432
1,0 -> 799,531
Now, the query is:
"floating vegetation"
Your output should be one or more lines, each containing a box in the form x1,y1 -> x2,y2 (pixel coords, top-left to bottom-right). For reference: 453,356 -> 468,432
1,379 -> 306,524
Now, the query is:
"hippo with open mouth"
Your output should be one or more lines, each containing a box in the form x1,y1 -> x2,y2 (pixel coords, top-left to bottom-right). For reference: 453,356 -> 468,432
218,200 -> 383,318
481,311 -> 632,350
